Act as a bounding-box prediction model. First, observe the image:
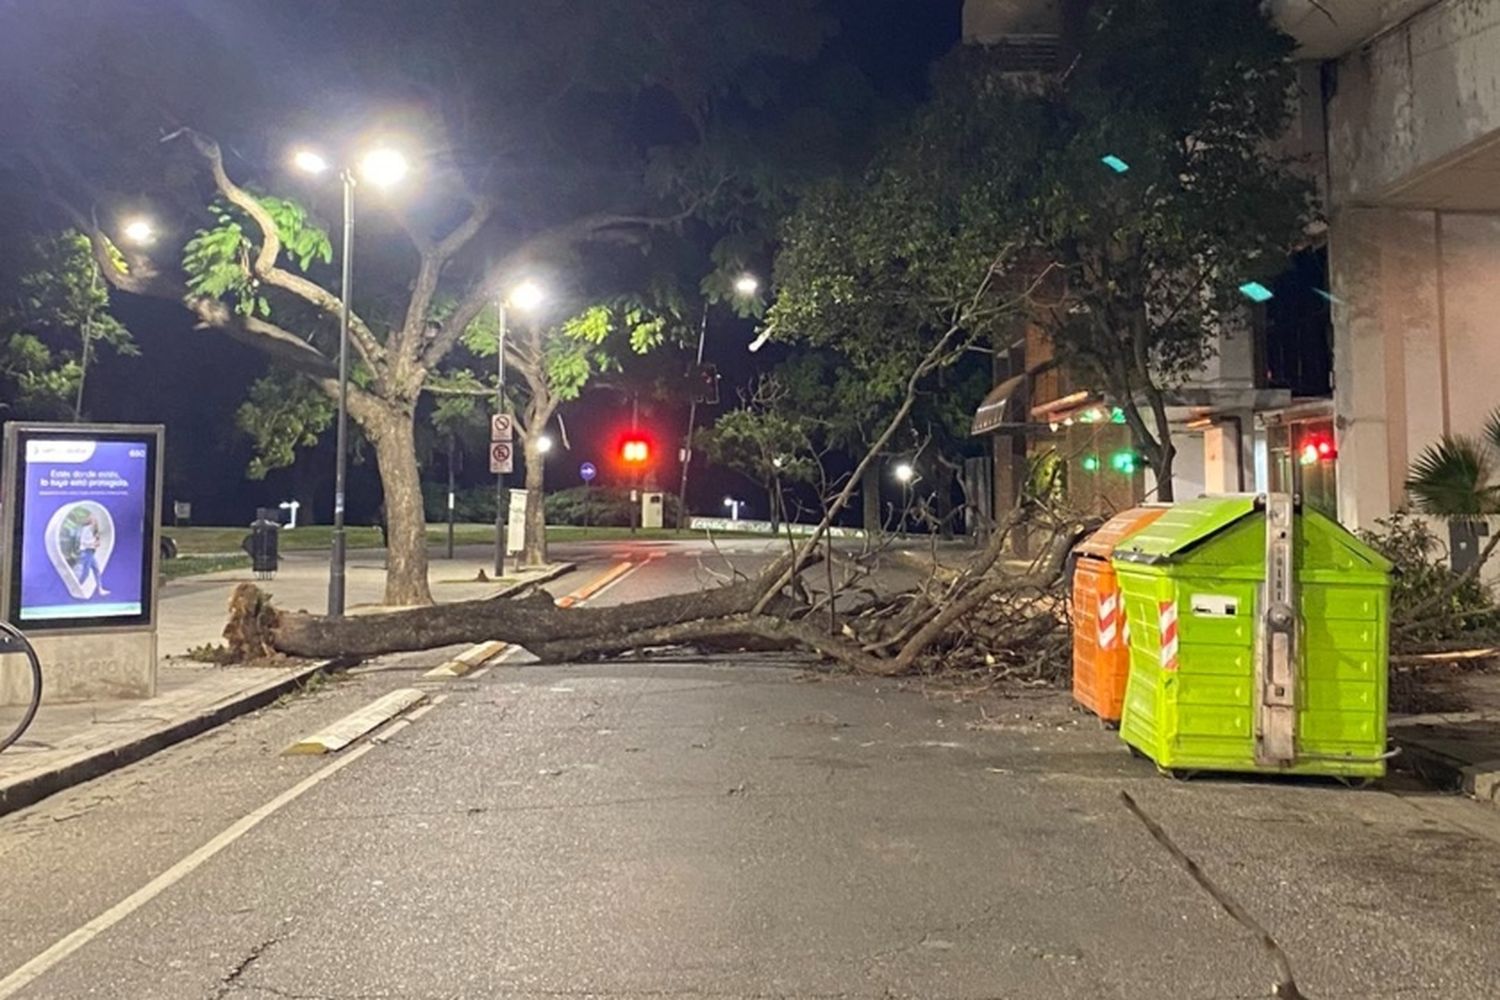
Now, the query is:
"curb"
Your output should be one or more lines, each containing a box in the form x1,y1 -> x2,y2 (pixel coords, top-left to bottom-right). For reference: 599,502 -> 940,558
490,561 -> 575,599
0,658 -> 347,818
1392,733 -> 1500,808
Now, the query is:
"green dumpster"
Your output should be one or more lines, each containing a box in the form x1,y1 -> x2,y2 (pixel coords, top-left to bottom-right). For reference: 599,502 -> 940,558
1113,495 -> 1393,779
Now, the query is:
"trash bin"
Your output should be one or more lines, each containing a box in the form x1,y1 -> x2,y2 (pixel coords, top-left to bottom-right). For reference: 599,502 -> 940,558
1071,506 -> 1169,724
1112,494 -> 1393,780
243,508 -> 280,580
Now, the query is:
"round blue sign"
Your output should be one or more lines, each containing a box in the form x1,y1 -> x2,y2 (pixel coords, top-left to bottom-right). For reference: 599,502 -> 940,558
579,462 -> 597,483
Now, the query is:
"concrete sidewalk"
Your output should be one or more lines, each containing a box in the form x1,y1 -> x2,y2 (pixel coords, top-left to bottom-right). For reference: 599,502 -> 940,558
0,660 -> 332,815
1390,668 -> 1500,809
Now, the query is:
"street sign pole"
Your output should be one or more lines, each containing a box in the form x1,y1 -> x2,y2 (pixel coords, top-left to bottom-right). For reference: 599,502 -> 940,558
579,462 -> 597,531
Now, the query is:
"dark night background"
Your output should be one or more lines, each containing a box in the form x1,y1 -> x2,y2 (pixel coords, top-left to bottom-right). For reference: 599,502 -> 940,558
1,0 -> 966,528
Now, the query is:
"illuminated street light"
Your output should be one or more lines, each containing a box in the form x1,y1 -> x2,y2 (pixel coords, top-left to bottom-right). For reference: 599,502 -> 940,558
292,140 -> 410,616
359,147 -> 409,188
509,280 -> 546,312
494,278 -> 546,576
537,434 -> 554,454
121,218 -> 155,246
292,149 -> 330,175
894,463 -> 915,484
677,272 -> 763,529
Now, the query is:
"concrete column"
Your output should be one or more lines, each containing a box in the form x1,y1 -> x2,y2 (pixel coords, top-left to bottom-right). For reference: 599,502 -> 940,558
1330,208 -> 1425,527
1203,412 -> 1254,495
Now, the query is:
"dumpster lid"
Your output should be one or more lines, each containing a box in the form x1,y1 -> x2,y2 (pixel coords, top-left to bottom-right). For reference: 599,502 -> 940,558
1112,495 -> 1395,573
1074,506 -> 1170,558
1112,495 -> 1259,564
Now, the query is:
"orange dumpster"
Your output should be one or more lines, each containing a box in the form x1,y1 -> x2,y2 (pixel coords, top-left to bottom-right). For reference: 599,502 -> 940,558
1071,506 -> 1168,723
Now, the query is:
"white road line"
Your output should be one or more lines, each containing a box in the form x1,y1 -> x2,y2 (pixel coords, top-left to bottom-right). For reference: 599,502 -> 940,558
468,665 -> 491,679
0,744 -> 376,999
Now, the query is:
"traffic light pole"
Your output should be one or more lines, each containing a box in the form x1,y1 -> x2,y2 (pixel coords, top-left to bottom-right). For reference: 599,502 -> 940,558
631,391 -> 641,536
494,302 -> 508,578
676,310 -> 708,531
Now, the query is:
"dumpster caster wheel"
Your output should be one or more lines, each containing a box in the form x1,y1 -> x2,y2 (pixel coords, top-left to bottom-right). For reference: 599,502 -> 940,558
1159,767 -> 1197,781
1125,745 -> 1148,760
1336,777 -> 1376,790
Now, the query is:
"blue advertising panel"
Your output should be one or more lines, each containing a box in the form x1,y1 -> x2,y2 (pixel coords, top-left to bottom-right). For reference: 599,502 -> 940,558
5,427 -> 161,631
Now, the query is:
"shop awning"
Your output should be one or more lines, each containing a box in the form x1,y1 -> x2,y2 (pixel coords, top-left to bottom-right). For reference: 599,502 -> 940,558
970,373 -> 1028,436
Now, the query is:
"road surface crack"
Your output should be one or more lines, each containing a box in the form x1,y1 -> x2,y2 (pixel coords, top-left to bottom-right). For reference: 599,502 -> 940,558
211,929 -> 285,998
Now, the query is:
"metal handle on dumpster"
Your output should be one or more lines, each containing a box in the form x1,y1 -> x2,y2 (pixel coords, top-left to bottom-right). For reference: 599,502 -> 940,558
1255,493 -> 1298,766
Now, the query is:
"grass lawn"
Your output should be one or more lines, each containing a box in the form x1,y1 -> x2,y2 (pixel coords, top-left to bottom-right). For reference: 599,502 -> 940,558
168,522 -> 772,555
161,553 -> 251,579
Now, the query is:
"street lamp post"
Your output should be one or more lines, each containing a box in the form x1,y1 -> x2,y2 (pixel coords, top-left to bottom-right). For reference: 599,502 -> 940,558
329,167 -> 355,616
677,273 -> 759,529
894,462 -> 915,539
293,145 -> 408,617
493,280 -> 544,578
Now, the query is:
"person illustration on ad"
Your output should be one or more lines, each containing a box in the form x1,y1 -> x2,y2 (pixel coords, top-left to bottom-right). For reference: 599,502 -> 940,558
74,510 -> 112,597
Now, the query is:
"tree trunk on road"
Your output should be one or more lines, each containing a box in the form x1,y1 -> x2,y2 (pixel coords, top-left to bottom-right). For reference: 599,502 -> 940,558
523,434 -> 548,568
359,399 -> 433,607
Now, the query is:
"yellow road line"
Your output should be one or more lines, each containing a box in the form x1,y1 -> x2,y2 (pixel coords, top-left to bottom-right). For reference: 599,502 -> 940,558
555,561 -> 634,608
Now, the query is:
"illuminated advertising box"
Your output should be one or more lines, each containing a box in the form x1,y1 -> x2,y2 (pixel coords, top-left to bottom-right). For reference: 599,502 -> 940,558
2,424 -> 164,632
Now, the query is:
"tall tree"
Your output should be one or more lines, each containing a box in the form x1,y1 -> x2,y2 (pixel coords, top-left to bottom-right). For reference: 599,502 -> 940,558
5,0 -> 838,605
0,231 -> 135,422
1030,0 -> 1313,497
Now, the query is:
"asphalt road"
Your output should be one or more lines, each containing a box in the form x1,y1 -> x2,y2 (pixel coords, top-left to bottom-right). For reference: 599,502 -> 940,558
2,541 -> 1500,998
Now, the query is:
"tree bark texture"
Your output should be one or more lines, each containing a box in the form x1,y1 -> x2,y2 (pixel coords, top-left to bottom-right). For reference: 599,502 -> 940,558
246,554 -> 797,660
522,435 -> 548,568
358,400 -> 433,606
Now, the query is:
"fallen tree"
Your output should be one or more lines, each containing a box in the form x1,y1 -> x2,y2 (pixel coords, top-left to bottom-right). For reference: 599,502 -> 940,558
222,253 -> 1081,678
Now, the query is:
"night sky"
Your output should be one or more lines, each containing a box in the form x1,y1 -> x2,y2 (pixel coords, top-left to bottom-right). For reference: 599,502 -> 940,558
1,0 -> 965,527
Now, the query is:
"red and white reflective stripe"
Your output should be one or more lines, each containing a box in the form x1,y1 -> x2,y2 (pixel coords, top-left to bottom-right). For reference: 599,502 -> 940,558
1096,591 -> 1120,651
1158,600 -> 1180,672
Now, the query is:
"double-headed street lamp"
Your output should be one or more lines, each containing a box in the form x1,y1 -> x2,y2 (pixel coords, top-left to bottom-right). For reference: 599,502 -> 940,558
293,144 -> 409,616
494,279 -> 546,577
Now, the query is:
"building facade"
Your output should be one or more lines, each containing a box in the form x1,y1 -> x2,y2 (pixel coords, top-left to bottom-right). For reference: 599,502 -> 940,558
965,0 -> 1500,527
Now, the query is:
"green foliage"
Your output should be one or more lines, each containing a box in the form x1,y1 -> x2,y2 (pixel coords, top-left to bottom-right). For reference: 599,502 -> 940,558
422,483 -> 496,524
763,0 -> 1312,490
1034,0 -> 1312,398
544,485 -> 681,527
1359,512 -> 1500,645
235,373 -> 336,479
1406,408 -> 1500,519
183,197 -> 331,317
699,404 -> 815,488
0,230 -> 135,419
0,334 -> 78,419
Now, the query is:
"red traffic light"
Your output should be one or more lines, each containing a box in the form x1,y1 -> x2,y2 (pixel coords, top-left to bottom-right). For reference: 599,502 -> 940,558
620,437 -> 651,465
1299,433 -> 1337,465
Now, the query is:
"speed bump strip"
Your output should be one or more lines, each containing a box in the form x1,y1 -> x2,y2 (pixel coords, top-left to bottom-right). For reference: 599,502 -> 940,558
284,688 -> 427,755
424,640 -> 508,678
